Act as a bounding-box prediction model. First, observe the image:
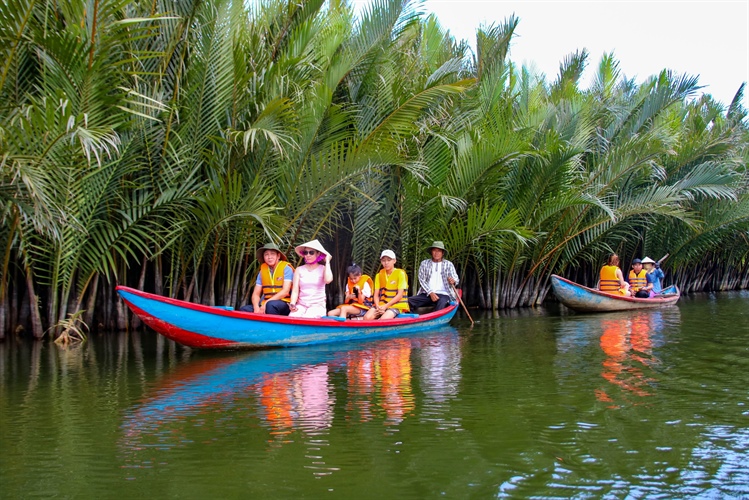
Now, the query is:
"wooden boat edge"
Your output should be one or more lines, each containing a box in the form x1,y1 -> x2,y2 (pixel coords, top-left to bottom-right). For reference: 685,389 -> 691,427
550,274 -> 680,313
116,285 -> 459,349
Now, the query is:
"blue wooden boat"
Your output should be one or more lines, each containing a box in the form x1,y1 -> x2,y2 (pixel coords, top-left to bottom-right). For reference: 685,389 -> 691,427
550,274 -> 680,313
116,285 -> 459,349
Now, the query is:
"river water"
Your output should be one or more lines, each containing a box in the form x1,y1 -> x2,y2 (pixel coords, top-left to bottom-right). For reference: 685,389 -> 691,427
1,291 -> 748,498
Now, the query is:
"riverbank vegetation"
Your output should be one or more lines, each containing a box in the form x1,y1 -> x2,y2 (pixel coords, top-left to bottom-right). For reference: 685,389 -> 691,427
2,0 -> 747,339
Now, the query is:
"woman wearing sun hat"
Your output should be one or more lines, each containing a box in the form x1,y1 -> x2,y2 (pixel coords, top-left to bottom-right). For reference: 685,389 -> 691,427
641,256 -> 665,296
288,239 -> 334,318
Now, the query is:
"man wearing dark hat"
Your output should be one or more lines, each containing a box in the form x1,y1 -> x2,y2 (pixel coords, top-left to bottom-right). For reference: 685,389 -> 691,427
627,258 -> 649,298
240,243 -> 294,315
408,241 -> 460,312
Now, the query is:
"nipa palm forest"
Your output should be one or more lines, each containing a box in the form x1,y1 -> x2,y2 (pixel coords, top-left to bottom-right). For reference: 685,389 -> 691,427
2,0 -> 748,340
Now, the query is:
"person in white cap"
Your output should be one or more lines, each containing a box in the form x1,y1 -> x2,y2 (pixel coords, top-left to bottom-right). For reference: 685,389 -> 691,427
288,239 -> 334,318
363,250 -> 410,320
641,256 -> 665,295
408,240 -> 459,311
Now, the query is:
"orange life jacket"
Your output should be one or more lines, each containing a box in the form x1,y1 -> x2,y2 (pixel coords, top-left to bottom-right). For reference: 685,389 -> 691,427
339,274 -> 374,310
260,261 -> 294,303
600,265 -> 622,293
628,269 -> 647,292
376,268 -> 409,312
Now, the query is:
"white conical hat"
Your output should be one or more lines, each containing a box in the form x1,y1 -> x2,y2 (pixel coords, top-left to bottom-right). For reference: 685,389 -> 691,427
641,256 -> 656,264
294,239 -> 331,258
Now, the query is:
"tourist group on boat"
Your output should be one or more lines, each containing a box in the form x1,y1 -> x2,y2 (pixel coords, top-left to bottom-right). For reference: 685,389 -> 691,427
599,253 -> 666,298
239,240 -> 459,320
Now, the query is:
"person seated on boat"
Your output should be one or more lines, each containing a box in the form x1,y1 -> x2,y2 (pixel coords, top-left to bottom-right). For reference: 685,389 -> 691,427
289,239 -> 334,318
240,243 -> 294,315
628,258 -> 649,298
363,250 -> 410,320
599,253 -> 630,296
642,256 -> 665,296
327,263 -> 374,319
408,240 -> 459,312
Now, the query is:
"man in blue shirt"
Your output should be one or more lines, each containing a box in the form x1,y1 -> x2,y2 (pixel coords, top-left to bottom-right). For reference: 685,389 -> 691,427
642,256 -> 665,295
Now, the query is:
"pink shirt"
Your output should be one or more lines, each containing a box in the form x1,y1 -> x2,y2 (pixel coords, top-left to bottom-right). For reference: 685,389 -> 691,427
296,264 -> 326,308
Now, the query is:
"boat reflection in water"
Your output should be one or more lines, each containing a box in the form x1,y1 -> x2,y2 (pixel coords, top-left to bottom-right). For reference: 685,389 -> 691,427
121,327 -> 461,448
594,308 -> 678,407
556,307 -> 680,408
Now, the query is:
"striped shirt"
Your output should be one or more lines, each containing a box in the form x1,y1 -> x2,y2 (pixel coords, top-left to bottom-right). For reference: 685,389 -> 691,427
417,259 -> 459,299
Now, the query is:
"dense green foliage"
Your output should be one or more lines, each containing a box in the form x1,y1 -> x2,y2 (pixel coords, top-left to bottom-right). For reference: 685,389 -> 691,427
1,0 -> 747,338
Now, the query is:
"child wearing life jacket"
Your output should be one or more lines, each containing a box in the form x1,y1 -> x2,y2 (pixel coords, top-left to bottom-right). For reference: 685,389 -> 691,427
363,250 -> 410,320
327,263 -> 374,319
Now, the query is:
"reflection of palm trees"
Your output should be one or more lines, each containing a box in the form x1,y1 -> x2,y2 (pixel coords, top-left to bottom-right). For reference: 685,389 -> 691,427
597,313 -> 658,405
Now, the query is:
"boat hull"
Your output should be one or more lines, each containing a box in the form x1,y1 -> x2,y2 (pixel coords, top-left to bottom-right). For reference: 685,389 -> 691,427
116,286 -> 458,349
550,275 -> 680,313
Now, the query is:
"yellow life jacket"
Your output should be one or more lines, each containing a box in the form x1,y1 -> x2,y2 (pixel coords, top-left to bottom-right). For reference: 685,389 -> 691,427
339,274 -> 374,310
260,261 -> 294,303
600,265 -> 623,293
376,268 -> 410,312
628,269 -> 647,292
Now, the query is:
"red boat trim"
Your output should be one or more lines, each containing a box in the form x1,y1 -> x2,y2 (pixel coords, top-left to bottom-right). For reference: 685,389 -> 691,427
122,299 -> 240,348
116,285 -> 457,328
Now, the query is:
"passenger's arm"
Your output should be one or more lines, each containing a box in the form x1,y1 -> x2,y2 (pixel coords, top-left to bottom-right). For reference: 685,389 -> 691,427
289,272 -> 300,310
251,284 -> 263,312
324,256 -> 333,284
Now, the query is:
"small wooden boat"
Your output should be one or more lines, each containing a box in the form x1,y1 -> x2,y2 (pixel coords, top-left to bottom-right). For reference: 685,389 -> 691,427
550,274 -> 680,313
116,285 -> 459,349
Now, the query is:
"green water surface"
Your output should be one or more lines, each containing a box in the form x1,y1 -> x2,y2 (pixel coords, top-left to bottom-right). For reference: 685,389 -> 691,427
1,291 -> 748,498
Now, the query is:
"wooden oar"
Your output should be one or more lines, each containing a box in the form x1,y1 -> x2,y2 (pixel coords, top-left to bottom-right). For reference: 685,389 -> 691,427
451,284 -> 474,326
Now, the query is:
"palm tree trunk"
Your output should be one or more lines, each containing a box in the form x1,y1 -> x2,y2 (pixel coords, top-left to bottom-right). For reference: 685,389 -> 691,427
84,273 -> 100,328
0,289 -> 6,340
154,253 -> 163,296
56,285 -> 72,338
24,265 -> 43,339
116,282 -> 128,331
0,212 -> 18,339
115,259 -> 128,330
132,256 -> 148,328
